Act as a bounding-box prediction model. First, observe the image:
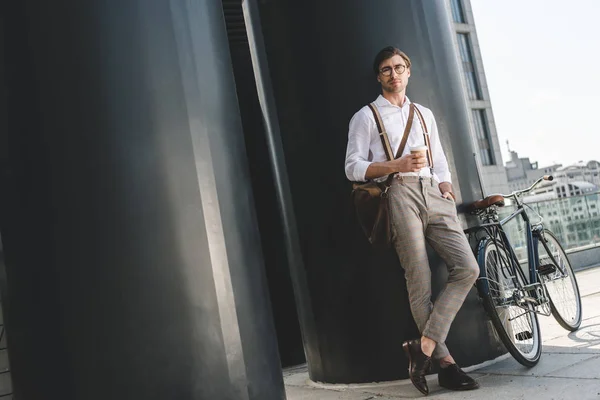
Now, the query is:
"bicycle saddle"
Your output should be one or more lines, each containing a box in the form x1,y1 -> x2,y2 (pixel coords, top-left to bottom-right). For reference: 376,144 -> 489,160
470,194 -> 505,210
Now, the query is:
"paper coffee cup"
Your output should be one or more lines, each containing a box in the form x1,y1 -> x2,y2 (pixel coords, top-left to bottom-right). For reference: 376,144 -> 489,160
409,145 -> 428,155
410,145 -> 428,169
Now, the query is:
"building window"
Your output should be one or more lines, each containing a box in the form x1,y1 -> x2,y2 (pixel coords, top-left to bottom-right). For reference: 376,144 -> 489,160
450,0 -> 466,23
456,34 -> 482,100
472,109 -> 494,165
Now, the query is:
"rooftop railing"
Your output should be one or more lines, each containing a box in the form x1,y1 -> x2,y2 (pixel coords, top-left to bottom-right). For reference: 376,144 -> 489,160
499,192 -> 600,262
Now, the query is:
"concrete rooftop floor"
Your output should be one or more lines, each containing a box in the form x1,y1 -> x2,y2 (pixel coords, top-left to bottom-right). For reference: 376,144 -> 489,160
285,266 -> 600,399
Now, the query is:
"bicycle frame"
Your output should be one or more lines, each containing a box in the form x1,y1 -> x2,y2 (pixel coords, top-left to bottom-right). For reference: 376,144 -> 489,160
469,199 -> 566,316
497,205 -> 540,286
468,207 -> 535,295
489,202 -> 568,284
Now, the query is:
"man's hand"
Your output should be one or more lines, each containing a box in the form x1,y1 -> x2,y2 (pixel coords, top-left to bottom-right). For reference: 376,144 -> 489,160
439,182 -> 455,201
389,154 -> 427,173
364,154 -> 427,180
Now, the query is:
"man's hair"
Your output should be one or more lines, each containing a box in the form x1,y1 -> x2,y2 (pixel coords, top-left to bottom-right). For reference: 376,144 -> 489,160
373,46 -> 411,75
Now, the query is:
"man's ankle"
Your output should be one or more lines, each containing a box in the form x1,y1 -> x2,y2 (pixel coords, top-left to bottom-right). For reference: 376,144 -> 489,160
439,361 -> 453,368
420,336 -> 436,357
439,357 -> 455,368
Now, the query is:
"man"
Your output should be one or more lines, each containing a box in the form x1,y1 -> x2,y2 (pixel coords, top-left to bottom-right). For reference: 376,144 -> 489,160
344,46 -> 480,395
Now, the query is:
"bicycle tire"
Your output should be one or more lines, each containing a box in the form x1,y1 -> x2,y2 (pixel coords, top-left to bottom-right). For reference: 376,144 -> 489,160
538,229 -> 582,331
478,238 -> 542,367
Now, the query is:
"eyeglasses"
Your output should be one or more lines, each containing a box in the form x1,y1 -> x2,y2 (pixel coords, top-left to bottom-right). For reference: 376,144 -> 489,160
379,64 -> 407,77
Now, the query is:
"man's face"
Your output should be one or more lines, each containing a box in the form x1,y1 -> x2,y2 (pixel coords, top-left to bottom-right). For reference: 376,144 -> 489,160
377,55 -> 411,94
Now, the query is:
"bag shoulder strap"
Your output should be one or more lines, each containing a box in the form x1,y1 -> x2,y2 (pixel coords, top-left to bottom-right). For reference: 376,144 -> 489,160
413,105 -> 434,169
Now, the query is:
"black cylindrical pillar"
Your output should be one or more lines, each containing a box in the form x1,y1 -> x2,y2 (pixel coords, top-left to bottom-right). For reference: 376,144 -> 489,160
246,0 -> 505,383
222,1 -> 305,368
0,1 -> 284,399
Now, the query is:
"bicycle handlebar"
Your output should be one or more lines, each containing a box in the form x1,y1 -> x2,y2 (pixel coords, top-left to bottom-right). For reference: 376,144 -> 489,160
502,175 -> 554,200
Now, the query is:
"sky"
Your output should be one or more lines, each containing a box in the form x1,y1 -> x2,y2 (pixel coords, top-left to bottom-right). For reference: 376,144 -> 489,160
470,0 -> 600,168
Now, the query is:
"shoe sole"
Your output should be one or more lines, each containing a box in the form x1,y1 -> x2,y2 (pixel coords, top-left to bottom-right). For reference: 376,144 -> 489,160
439,382 -> 480,391
402,342 -> 429,395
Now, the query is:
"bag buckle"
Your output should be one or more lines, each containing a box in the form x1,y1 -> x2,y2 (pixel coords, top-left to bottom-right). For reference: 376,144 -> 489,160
381,185 -> 390,198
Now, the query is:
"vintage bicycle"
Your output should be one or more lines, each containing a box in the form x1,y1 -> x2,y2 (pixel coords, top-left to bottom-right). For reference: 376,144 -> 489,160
466,175 -> 583,367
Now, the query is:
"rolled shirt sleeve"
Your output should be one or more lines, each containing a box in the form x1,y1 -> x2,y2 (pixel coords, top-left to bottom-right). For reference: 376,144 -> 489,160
428,112 -> 452,185
345,109 -> 374,182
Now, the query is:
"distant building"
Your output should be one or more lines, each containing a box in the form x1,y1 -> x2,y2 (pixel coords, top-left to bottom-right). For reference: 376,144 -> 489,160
448,0 -> 509,195
554,161 -> 600,188
523,180 -> 597,203
503,150 -> 600,250
505,150 -> 562,193
502,154 -> 600,251
505,154 -> 600,202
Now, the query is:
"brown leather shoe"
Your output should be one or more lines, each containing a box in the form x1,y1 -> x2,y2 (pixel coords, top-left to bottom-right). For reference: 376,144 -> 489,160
402,339 -> 431,395
438,364 -> 480,391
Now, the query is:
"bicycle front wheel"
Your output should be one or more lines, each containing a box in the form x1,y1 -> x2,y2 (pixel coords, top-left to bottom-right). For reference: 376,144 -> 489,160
479,239 -> 542,367
538,229 -> 582,331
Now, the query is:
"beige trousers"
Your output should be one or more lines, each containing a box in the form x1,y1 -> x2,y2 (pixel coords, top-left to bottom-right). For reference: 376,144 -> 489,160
389,176 -> 479,359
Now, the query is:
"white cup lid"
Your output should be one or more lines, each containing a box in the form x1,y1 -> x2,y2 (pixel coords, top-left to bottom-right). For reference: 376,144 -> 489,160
409,145 -> 428,151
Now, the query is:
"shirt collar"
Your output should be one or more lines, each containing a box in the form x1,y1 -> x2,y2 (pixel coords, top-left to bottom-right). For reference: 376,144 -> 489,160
374,94 -> 411,109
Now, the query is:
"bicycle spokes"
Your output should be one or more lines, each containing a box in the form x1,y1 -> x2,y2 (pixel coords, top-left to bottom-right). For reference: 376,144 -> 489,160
538,230 -> 582,331
483,242 -> 541,365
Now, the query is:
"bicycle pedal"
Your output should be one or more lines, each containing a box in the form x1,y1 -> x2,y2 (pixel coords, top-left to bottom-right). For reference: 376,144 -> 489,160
537,263 -> 557,276
515,331 -> 533,341
519,296 -> 538,305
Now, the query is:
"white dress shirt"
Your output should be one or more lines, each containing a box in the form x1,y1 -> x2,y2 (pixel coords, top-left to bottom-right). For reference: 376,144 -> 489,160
345,95 -> 452,184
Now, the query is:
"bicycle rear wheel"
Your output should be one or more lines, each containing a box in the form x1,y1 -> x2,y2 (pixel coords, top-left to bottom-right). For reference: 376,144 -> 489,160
479,239 -> 542,367
538,229 -> 582,331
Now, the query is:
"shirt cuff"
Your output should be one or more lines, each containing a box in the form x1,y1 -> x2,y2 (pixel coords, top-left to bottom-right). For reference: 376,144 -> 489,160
353,160 -> 372,182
